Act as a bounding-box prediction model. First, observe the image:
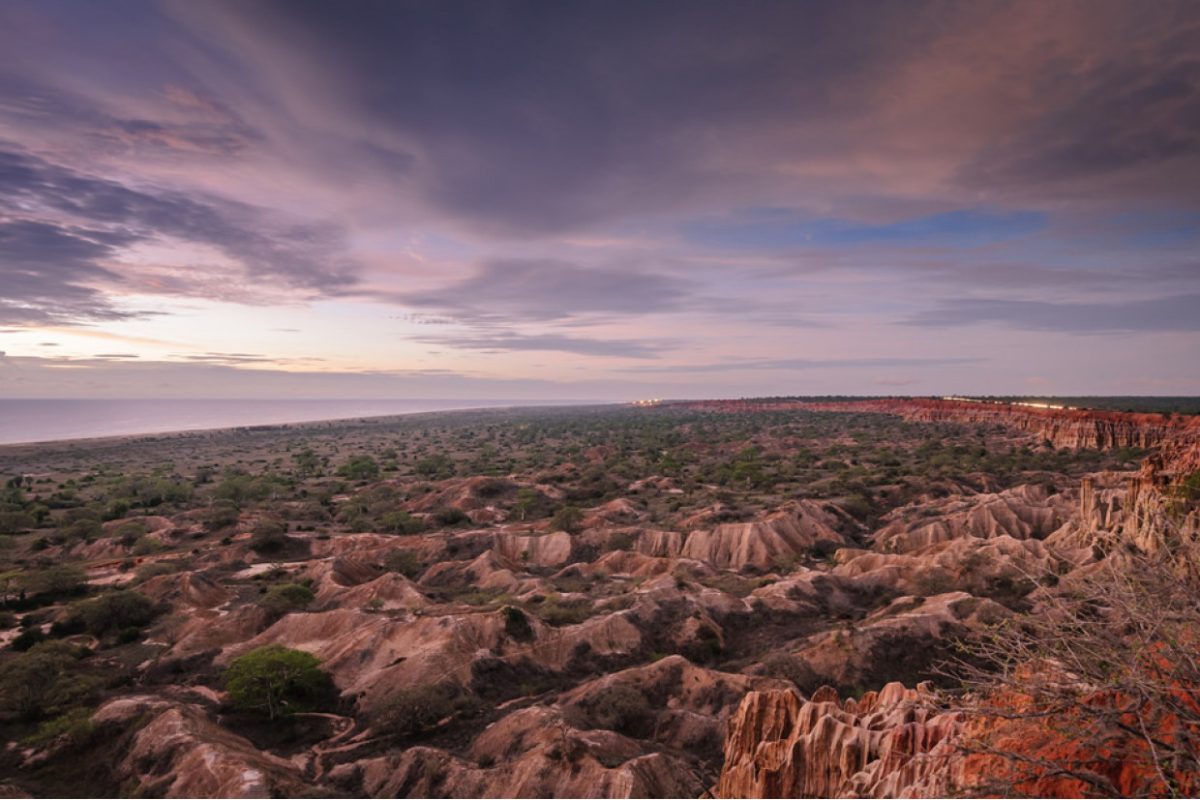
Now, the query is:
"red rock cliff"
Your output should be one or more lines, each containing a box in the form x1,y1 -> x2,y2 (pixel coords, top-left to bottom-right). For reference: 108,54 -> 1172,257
669,397 -> 1193,450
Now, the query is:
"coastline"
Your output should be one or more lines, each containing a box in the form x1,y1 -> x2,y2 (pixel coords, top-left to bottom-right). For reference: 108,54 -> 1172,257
0,399 -> 610,452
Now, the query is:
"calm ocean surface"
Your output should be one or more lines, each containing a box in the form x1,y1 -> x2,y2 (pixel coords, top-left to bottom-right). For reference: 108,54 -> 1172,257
0,398 -> 555,445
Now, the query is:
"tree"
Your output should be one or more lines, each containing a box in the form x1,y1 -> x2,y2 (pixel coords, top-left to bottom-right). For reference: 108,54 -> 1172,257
550,505 -> 584,534
258,583 -> 314,617
384,549 -> 423,578
66,590 -> 158,637
0,641 -> 103,722
249,518 -> 289,553
293,447 -> 322,478
413,454 -> 454,479
21,564 -> 86,597
514,488 -> 539,521
224,645 -> 333,720
378,510 -> 423,535
946,551 -> 1200,797
337,455 -> 380,481
373,683 -> 477,737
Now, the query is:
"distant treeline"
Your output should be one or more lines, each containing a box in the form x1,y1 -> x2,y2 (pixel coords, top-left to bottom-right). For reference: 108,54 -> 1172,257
723,396 -> 1200,415
965,396 -> 1200,415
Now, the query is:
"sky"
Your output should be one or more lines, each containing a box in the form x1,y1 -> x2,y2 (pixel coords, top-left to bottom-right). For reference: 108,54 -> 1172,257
0,0 -> 1198,400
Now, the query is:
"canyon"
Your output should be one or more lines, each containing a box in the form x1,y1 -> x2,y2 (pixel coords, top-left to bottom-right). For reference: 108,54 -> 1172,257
0,400 -> 1196,798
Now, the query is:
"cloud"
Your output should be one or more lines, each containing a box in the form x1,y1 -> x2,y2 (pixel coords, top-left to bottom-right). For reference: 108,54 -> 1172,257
0,148 -> 359,323
0,218 -> 136,325
414,330 -> 670,358
905,294 -> 1200,333
621,356 -> 982,373
0,72 -> 261,159
168,0 -> 1200,237
683,209 -> 1046,250
0,353 -> 644,400
399,258 -> 693,323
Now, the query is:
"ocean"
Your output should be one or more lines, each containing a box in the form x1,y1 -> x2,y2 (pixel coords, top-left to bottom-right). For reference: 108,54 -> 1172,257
0,398 -> 555,445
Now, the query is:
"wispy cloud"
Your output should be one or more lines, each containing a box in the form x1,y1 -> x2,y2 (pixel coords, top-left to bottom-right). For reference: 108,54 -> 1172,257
905,295 -> 1200,333
414,331 -> 671,358
621,356 -> 983,373
397,258 -> 693,323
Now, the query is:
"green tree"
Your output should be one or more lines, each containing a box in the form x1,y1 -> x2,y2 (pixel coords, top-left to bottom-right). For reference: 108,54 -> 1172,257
378,510 -> 423,535
550,504 -> 585,534
0,641 -> 103,722
337,455 -> 380,481
66,590 -> 158,637
258,583 -> 314,617
21,564 -> 87,597
514,488 -> 539,521
293,447 -> 322,478
224,645 -> 333,719
413,454 -> 455,479
249,518 -> 289,553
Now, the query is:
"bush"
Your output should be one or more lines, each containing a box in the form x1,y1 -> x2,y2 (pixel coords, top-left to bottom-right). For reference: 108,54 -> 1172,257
20,565 -> 87,597
249,519 -> 288,553
131,535 -> 167,556
0,511 -> 34,534
414,454 -> 455,480
115,520 -> 148,546
550,505 -> 585,534
224,645 -> 333,719
502,606 -> 534,641
534,594 -> 592,626
205,501 -> 240,531
54,590 -> 157,640
575,685 -> 654,737
21,707 -> 96,748
60,518 -> 102,543
0,641 -> 103,722
374,683 -> 478,737
337,456 -> 380,481
432,507 -> 469,528
258,583 -> 314,617
11,627 -> 48,651
378,510 -> 423,535
383,549 -> 423,578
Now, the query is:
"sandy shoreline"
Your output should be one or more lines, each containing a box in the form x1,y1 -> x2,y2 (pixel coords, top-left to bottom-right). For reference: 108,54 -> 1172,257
0,400 -> 611,454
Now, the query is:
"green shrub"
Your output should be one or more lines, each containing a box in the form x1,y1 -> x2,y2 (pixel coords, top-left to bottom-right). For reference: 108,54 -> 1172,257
534,594 -> 592,626
383,549 -> 423,578
0,641 -> 103,722
131,535 -> 167,556
205,501 -> 240,531
63,590 -> 158,638
414,454 -> 455,479
550,505 -> 584,534
259,583 -> 314,617
373,683 -> 478,737
20,565 -> 86,597
249,519 -> 288,553
337,456 -> 380,481
0,511 -> 34,534
224,645 -> 333,719
379,510 -> 423,535
21,707 -> 96,748
115,520 -> 148,546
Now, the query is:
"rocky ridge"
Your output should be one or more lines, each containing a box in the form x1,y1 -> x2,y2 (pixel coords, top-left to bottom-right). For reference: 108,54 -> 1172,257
714,402 -> 1200,798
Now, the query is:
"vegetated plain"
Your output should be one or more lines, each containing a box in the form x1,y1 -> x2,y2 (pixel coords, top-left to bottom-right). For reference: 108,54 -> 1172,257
0,402 -> 1165,796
